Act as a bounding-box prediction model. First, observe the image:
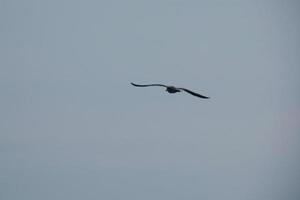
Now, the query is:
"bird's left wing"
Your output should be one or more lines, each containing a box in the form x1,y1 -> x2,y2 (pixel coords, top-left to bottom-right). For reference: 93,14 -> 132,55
131,82 -> 167,87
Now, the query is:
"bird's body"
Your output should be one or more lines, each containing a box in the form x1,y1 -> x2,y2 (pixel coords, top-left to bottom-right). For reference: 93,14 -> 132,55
131,82 -> 209,99
165,86 -> 181,93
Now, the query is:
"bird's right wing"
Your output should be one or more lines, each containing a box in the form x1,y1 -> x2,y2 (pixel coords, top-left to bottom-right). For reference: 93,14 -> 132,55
179,88 -> 210,99
131,82 -> 167,87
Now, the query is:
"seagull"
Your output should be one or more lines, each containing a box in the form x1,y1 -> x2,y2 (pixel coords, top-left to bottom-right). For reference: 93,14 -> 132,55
131,82 -> 209,99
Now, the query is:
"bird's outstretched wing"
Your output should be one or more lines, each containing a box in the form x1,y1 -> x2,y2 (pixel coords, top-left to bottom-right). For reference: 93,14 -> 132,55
131,82 -> 167,88
179,88 -> 210,99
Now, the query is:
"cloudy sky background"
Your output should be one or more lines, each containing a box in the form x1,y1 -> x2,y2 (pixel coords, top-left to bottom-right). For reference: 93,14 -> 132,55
1,0 -> 300,199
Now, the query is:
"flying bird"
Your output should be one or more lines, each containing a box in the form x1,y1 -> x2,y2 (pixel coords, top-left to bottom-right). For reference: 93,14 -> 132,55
131,82 -> 209,99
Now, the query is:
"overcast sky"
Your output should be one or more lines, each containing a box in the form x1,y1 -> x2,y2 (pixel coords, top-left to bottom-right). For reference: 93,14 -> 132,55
1,0 -> 300,199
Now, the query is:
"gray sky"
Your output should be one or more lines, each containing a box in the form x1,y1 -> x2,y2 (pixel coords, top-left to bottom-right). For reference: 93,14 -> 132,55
1,0 -> 300,199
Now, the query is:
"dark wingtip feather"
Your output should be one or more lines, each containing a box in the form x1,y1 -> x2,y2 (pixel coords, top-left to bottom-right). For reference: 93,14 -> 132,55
131,82 -> 139,86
